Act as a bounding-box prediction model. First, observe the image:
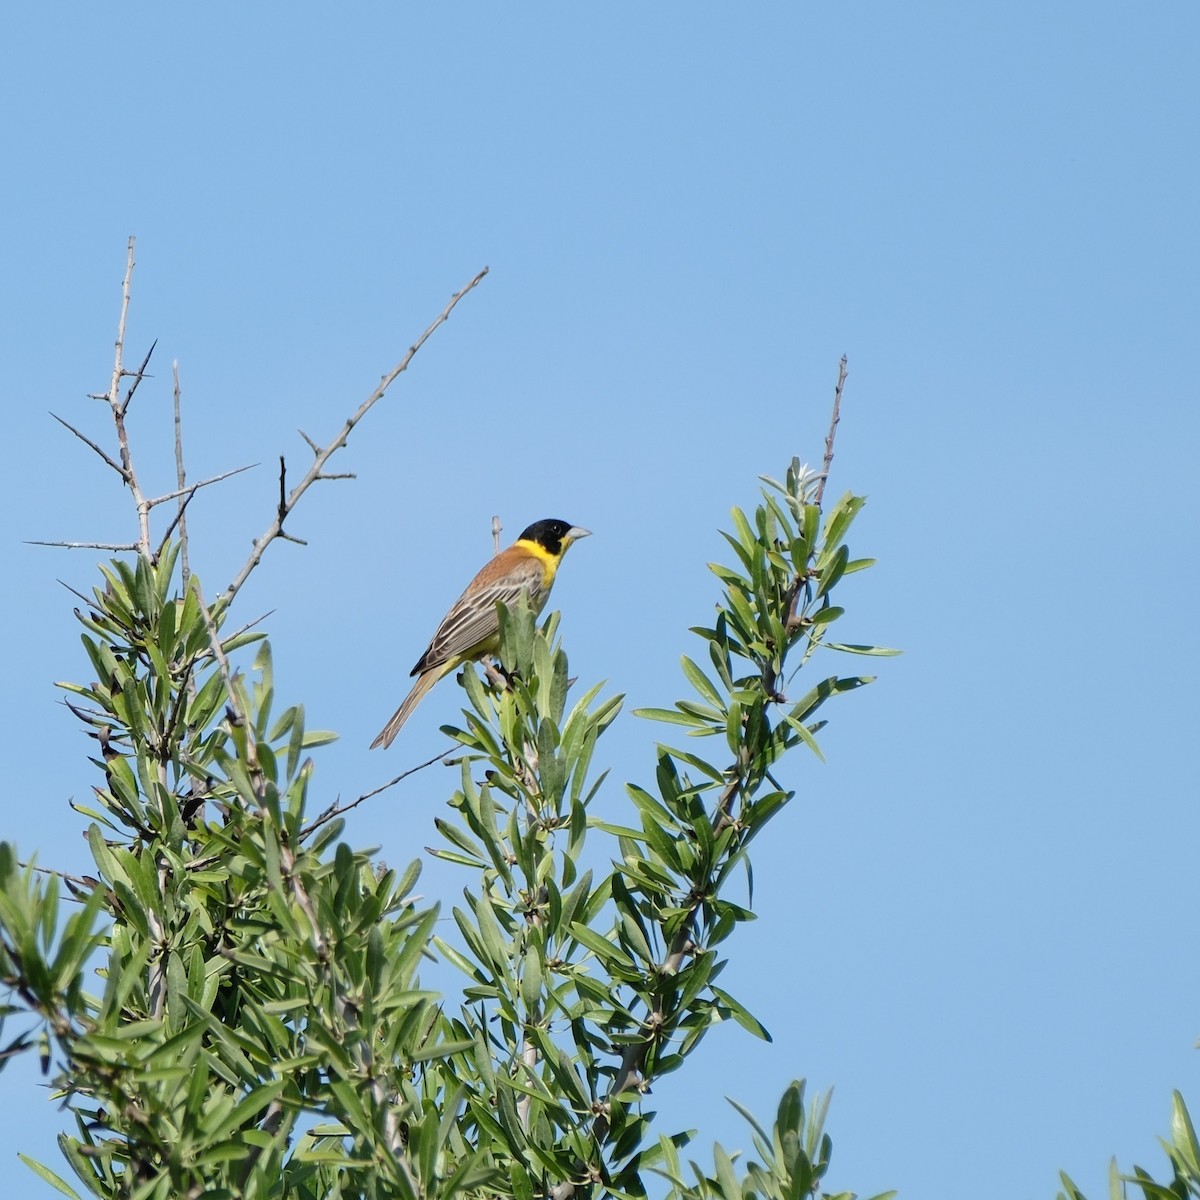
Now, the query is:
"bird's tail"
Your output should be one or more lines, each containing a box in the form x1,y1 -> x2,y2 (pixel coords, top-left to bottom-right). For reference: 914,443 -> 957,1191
370,668 -> 443,750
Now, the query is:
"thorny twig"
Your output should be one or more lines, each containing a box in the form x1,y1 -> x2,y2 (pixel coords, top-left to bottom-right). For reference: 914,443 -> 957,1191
787,358 -> 849,633
28,540 -> 139,552
145,464 -> 257,511
100,238 -> 155,556
223,265 -> 490,604
276,457 -> 306,546
814,355 -> 848,507
48,413 -> 128,480
554,360 -> 854,1200
173,360 -> 190,586
300,748 -> 456,842
119,337 -> 158,419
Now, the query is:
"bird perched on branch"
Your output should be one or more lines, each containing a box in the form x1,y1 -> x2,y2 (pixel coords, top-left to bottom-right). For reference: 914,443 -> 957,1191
370,518 -> 591,748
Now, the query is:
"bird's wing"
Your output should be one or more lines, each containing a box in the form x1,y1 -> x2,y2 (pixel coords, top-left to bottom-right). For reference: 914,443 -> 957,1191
414,555 -> 546,674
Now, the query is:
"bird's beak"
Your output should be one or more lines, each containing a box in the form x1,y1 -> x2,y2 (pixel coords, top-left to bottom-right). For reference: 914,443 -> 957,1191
566,526 -> 591,543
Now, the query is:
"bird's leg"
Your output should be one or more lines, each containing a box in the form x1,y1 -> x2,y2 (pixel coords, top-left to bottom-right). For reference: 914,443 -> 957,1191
483,659 -> 514,690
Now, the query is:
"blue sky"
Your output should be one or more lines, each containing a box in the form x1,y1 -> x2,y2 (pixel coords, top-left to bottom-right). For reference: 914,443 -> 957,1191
3,5 -> 1199,1198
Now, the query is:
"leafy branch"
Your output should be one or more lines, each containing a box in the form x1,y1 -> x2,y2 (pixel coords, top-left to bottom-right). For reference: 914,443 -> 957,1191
1,243 -> 895,1200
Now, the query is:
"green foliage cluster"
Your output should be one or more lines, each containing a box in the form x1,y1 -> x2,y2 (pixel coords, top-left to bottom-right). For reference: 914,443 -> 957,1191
425,465 -> 892,1200
6,253 -> 1193,1200
0,454 -> 901,1200
1057,1093 -> 1200,1200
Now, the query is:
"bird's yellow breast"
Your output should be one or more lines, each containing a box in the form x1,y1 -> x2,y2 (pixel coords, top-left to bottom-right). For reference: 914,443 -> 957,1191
514,537 -> 562,589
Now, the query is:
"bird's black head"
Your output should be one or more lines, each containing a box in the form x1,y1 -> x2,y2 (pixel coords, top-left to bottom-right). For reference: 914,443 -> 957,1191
518,519 -> 591,556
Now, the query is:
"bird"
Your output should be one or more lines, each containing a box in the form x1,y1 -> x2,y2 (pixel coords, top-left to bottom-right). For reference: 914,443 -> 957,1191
370,518 -> 591,749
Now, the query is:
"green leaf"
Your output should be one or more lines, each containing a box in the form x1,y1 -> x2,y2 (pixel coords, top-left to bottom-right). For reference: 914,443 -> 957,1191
816,544 -> 850,598
300,728 -> 339,748
568,923 -> 634,971
520,946 -> 543,1014
680,656 -> 726,710
843,556 -> 876,574
783,713 -> 825,762
823,642 -> 902,656
1171,1091 -> 1200,1178
822,492 -> 865,552
17,1154 -> 82,1199
714,1144 -> 742,1200
711,985 -> 772,1040
808,605 -> 844,627
633,707 -> 706,727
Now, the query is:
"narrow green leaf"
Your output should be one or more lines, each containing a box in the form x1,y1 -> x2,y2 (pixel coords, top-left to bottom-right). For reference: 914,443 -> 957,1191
17,1154 -> 82,1199
712,985 -> 772,1040
823,642 -> 902,656
822,492 -> 865,552
633,707 -> 707,728
680,656 -> 726,710
783,713 -> 825,762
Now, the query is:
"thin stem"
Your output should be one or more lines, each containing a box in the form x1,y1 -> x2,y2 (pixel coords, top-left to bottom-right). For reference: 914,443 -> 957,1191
173,360 -> 190,587
814,355 -> 848,507
103,238 -> 155,557
299,748 -> 455,841
223,266 -> 490,604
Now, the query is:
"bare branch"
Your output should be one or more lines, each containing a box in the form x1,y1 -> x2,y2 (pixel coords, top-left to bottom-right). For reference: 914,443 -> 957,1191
189,578 -> 247,737
145,463 -> 257,510
173,360 -> 190,586
118,337 -> 158,418
299,748 -> 454,841
49,412 -> 130,481
220,609 -> 275,644
155,488 -> 197,561
814,355 -> 848,507
99,237 -> 154,557
16,861 -> 96,891
223,266 -> 490,604
108,237 -> 136,410
28,540 -> 140,552
57,579 -> 97,607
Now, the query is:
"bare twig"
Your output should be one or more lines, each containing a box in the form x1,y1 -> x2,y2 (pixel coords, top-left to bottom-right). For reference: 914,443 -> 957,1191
173,360 -> 190,586
277,456 -> 287,522
107,238 -> 136,409
28,540 -> 140,552
189,578 -> 247,736
49,413 -> 129,481
119,338 -> 158,419
299,748 -> 454,841
57,579 -> 97,607
492,514 -> 502,555
145,464 -> 257,510
223,266 -> 490,604
16,861 -> 96,890
100,238 -> 156,557
154,488 -> 197,560
220,609 -> 275,645
814,355 -> 848,507
517,1023 -> 540,1130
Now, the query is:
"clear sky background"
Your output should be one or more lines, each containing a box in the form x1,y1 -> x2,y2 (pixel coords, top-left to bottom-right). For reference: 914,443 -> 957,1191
3,5 -> 1198,1199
